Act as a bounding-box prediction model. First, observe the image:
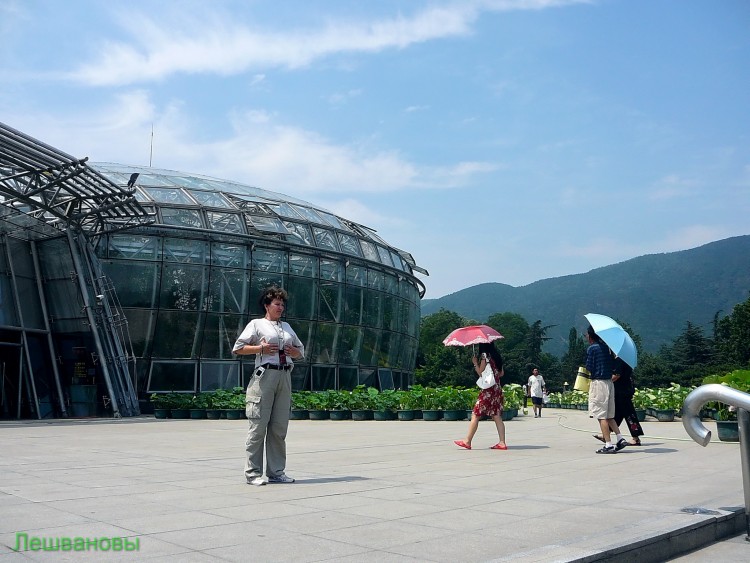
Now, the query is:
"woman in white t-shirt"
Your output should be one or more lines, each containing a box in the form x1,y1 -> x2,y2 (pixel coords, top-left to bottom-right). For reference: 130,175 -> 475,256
233,286 -> 305,486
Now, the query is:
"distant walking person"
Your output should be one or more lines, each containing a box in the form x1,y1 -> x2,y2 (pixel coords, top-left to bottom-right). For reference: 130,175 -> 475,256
586,326 -> 627,454
454,342 -> 507,450
527,368 -> 546,418
594,357 -> 644,446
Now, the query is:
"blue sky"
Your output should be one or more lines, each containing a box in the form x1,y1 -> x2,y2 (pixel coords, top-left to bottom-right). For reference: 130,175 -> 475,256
2,0 -> 748,299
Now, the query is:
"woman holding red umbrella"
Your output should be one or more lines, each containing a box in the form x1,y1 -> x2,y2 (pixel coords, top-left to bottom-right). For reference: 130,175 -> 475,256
454,342 -> 507,450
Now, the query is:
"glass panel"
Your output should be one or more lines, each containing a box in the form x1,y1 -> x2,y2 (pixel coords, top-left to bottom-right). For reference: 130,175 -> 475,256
162,238 -> 208,264
337,233 -> 363,257
286,277 -> 317,320
379,331 -> 392,366
363,289 -> 382,327
206,268 -> 249,313
200,362 -> 241,391
283,222 -> 314,246
384,273 -> 398,294
160,207 -> 204,229
378,368 -> 394,390
291,205 -> 325,224
312,322 -> 337,363
358,367 -> 377,387
138,174 -> 180,188
44,279 -> 84,322
367,269 -> 384,291
122,308 -> 154,357
289,254 -> 317,277
360,328 -> 380,366
148,362 -> 196,392
200,314 -> 245,359
102,261 -> 160,308
377,245 -> 394,267
205,211 -> 244,233
211,243 -> 248,268
268,202 -> 303,220
313,227 -> 339,251
317,210 -> 346,230
252,249 -> 288,273
188,190 -> 233,208
338,326 -> 361,364
343,286 -> 363,325
160,264 -> 208,310
250,273 -> 284,306
338,366 -> 358,391
311,366 -> 336,391
152,311 -> 199,357
360,239 -> 379,262
16,276 -> 44,329
383,294 -> 397,331
143,186 -> 193,204
247,215 -> 289,234
390,250 -> 405,271
0,247 -> 18,324
291,364 -> 309,391
346,263 -> 366,287
107,235 -> 159,261
318,281 -> 341,322
320,259 -> 343,282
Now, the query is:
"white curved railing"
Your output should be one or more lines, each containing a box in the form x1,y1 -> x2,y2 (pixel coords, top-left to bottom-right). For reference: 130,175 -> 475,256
682,384 -> 750,539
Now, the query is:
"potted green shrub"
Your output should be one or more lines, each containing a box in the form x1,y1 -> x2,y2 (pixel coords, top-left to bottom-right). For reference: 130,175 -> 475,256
715,404 -> 739,442
170,393 -> 192,419
206,389 -> 232,419
150,393 -> 175,419
372,389 -> 399,420
307,391 -> 330,420
291,391 -> 311,420
436,387 -> 467,421
328,390 -> 352,420
348,386 -> 375,420
190,393 -> 209,419
421,387 -> 443,421
631,388 -> 648,421
397,389 -> 418,421
225,387 -> 245,419
403,384 -> 427,419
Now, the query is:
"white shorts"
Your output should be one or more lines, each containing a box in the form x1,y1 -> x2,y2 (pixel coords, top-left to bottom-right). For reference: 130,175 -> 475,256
589,379 -> 615,420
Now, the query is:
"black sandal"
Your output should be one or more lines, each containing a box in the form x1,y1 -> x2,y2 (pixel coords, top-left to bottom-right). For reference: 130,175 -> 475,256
593,434 -> 605,443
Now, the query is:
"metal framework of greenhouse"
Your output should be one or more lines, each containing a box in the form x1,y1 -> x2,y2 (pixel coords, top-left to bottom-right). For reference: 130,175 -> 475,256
0,122 -> 154,418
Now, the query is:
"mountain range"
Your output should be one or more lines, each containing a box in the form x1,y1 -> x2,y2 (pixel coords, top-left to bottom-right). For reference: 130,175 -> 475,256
420,235 -> 750,356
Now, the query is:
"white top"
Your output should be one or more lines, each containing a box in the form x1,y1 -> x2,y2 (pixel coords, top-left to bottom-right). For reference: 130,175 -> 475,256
232,318 -> 305,368
527,374 -> 546,398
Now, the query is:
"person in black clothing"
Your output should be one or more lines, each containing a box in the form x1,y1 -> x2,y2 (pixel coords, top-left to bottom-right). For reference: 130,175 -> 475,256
594,357 -> 644,446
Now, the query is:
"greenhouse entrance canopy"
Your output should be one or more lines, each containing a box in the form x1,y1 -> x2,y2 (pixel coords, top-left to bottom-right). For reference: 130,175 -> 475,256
0,122 -> 153,240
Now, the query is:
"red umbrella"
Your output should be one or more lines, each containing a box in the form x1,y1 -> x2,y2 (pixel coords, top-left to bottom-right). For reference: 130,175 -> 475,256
442,325 -> 504,347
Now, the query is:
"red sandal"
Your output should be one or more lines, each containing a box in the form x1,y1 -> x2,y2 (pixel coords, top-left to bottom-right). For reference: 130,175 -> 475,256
490,443 -> 508,450
454,440 -> 471,450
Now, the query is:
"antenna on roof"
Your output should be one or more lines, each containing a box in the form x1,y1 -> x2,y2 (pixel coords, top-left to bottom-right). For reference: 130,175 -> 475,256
149,124 -> 154,167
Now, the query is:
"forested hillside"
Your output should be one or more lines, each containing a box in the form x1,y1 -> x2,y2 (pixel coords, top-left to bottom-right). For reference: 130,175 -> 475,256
421,236 -> 750,356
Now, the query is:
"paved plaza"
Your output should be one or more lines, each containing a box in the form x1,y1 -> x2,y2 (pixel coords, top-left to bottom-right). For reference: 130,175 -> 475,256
0,408 -> 747,562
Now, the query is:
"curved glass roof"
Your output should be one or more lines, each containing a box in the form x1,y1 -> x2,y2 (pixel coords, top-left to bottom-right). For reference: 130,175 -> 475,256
91,163 -> 428,280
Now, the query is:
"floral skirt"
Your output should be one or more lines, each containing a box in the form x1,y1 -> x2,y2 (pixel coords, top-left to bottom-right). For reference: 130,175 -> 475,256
473,385 -> 504,417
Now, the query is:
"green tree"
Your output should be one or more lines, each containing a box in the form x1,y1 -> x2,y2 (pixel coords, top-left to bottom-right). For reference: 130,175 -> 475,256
415,309 -> 468,386
716,295 -> 750,366
561,327 -> 587,387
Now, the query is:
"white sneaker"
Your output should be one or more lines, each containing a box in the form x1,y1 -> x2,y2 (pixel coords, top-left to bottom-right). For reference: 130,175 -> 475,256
247,476 -> 266,486
268,474 -> 295,484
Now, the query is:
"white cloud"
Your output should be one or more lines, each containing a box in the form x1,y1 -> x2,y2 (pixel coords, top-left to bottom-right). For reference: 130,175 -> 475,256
65,1 -> 588,86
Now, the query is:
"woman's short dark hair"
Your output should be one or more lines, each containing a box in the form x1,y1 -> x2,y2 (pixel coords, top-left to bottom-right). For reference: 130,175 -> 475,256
258,286 -> 288,312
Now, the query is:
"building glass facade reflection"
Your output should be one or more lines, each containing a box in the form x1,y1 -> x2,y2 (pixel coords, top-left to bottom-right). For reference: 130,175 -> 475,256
0,124 -> 426,419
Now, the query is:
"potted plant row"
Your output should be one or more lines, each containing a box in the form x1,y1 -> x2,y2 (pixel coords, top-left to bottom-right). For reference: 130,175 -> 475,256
150,387 -> 245,420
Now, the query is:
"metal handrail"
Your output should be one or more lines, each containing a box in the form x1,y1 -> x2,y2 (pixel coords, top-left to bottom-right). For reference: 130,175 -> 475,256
682,384 -> 750,539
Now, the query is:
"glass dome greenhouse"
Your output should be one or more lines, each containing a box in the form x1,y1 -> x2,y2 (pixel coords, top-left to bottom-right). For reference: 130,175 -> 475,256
0,123 -> 427,419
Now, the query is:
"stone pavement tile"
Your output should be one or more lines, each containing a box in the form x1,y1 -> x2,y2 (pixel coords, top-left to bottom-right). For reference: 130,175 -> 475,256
205,500 -> 318,522
110,510 -> 238,535
125,489 -> 251,511
340,497 -> 451,520
323,550 -> 430,562
204,533 -> 371,562
0,503 -> 92,534
152,520 -> 291,551
44,497 -> 182,521
388,528 -> 539,562
262,509 -> 384,534
667,532 -> 749,561
314,519 -> 455,551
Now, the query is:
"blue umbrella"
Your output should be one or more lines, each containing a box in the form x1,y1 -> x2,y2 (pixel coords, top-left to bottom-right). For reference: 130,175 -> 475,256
584,313 -> 638,368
